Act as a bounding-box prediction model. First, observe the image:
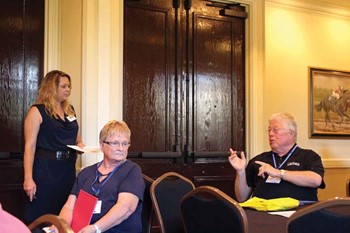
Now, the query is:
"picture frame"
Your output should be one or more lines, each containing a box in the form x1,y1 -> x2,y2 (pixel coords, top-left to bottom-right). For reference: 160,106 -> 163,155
309,67 -> 350,138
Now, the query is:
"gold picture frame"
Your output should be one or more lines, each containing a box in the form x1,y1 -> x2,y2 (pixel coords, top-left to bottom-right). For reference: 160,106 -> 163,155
309,67 -> 350,138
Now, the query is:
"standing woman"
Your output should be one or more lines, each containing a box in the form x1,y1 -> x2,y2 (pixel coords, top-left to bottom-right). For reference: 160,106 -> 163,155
23,70 -> 84,224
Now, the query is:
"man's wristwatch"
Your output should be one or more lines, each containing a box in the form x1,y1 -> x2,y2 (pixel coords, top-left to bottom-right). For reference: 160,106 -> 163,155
93,224 -> 101,233
280,169 -> 286,179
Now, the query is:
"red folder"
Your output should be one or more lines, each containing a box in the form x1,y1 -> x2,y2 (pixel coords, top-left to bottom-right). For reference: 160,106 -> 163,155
71,189 -> 98,233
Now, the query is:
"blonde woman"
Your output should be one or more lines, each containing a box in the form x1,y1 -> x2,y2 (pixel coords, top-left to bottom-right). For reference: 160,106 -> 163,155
23,70 -> 84,224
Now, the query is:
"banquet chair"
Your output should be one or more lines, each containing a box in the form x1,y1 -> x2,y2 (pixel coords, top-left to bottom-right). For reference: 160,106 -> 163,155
346,178 -> 350,197
142,174 -> 154,233
180,185 -> 249,233
150,172 -> 195,233
28,214 -> 74,233
286,197 -> 350,233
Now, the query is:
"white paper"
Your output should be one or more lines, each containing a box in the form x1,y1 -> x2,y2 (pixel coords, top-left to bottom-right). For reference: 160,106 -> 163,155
42,227 -> 51,233
67,145 -> 101,154
268,210 -> 296,218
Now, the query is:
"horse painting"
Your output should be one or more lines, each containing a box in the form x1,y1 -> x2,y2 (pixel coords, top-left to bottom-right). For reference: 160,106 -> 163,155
315,90 -> 350,129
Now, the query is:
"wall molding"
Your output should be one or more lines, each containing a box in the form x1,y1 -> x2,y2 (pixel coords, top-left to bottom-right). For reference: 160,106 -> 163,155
266,0 -> 350,19
233,0 -> 266,158
44,0 -> 61,72
81,0 -> 124,167
322,159 -> 350,168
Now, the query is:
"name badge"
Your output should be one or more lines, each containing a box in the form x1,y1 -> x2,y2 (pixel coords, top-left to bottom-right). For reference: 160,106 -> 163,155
265,175 -> 281,184
66,115 -> 77,122
93,200 -> 102,214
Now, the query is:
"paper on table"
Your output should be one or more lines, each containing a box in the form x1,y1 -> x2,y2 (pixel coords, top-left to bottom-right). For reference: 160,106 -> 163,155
268,210 -> 296,218
42,227 -> 51,233
67,145 -> 101,154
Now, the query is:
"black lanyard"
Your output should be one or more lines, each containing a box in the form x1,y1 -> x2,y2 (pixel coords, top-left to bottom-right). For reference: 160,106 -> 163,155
91,160 -> 125,197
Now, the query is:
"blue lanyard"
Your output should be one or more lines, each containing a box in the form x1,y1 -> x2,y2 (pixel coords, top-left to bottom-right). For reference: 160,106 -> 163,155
272,144 -> 297,169
91,160 -> 125,197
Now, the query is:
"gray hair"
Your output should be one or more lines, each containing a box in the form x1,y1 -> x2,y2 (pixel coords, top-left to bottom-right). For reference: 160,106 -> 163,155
269,112 -> 297,141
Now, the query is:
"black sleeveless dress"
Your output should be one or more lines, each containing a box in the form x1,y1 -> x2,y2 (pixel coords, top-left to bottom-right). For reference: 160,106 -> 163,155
24,104 -> 79,224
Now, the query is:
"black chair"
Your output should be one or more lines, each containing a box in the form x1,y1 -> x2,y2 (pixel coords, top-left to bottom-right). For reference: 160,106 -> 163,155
150,172 -> 195,233
286,197 -> 350,233
180,185 -> 249,233
346,178 -> 350,197
142,174 -> 154,233
28,214 -> 74,233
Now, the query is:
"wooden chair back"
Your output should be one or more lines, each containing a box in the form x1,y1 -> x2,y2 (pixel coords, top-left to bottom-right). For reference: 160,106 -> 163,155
28,214 -> 74,233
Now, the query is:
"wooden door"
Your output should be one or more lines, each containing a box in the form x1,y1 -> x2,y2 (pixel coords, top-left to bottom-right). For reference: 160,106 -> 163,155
0,0 -> 44,153
124,0 -> 246,199
0,0 -> 44,220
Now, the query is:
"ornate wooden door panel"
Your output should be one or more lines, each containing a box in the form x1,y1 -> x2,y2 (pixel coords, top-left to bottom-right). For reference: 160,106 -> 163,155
124,0 -> 247,199
0,0 -> 44,153
0,0 -> 44,221
124,1 -> 177,152
191,12 -> 245,153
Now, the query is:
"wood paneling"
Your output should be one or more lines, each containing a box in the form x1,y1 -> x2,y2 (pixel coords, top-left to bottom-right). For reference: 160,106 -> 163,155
193,13 -> 245,152
0,0 -> 44,153
124,2 -> 175,152
0,0 -> 44,221
0,155 -> 26,219
124,0 -> 246,199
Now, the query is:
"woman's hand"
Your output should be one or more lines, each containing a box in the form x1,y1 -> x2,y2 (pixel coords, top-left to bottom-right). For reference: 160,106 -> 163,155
76,142 -> 85,148
23,178 -> 37,202
78,224 -> 97,233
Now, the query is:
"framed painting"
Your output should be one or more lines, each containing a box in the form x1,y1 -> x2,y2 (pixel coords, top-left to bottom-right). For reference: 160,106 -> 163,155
309,67 -> 350,138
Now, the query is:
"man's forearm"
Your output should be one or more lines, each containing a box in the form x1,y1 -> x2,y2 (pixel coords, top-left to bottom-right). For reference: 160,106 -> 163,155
280,170 -> 322,188
234,172 -> 252,202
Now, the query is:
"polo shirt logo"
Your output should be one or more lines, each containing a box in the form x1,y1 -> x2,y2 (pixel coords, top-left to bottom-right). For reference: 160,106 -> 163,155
287,162 -> 300,167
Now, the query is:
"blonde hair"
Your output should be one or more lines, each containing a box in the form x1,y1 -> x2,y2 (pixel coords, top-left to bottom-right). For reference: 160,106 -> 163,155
35,70 -> 74,119
99,120 -> 131,142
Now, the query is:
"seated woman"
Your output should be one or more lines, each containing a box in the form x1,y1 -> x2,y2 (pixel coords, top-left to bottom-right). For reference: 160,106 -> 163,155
59,120 -> 145,233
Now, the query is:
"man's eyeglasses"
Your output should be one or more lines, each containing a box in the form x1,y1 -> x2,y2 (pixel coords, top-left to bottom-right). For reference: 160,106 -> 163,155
267,128 -> 290,134
103,141 -> 130,148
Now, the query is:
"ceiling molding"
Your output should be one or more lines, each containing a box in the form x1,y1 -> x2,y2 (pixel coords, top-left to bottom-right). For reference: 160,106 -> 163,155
266,0 -> 350,19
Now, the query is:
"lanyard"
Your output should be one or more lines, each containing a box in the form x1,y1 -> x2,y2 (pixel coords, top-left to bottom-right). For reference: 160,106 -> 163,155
272,144 -> 297,169
91,160 -> 125,197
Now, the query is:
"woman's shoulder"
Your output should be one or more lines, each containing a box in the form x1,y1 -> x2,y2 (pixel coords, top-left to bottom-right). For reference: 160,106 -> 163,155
121,160 -> 143,175
30,103 -> 46,113
124,160 -> 141,168
25,104 -> 45,119
31,103 -> 44,109
78,163 -> 97,176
